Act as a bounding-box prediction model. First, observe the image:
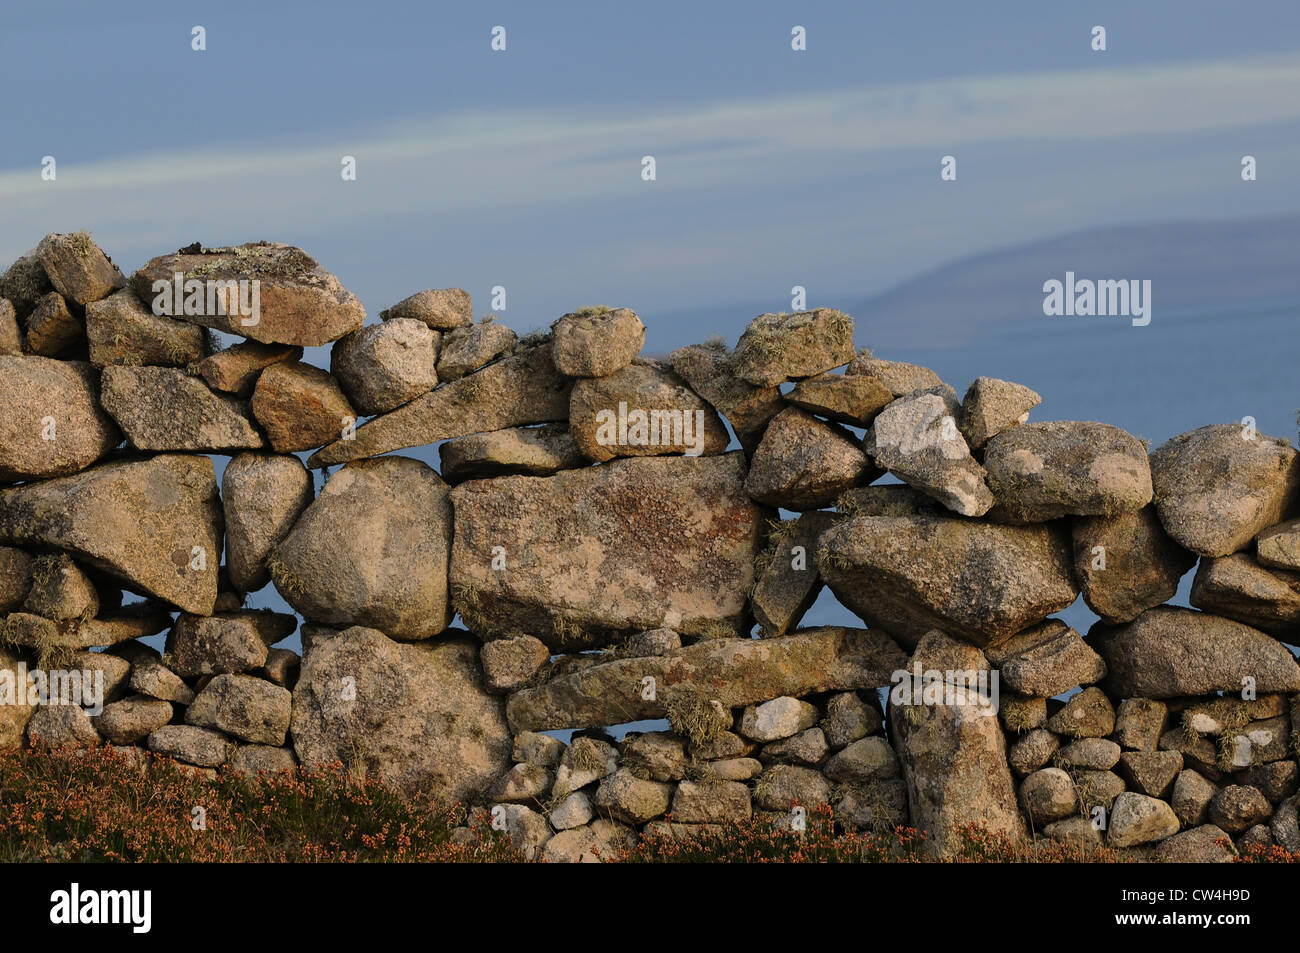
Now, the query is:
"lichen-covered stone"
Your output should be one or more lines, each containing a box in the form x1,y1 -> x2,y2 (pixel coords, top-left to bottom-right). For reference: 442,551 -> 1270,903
101,365 -> 264,451
732,309 -> 855,387
1072,506 -> 1196,624
745,408 -> 874,510
551,307 -> 644,377
331,318 -> 440,414
222,453 -> 314,593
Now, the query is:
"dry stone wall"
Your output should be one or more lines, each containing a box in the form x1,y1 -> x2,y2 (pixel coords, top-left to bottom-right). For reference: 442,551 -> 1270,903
1,232 -> 1298,862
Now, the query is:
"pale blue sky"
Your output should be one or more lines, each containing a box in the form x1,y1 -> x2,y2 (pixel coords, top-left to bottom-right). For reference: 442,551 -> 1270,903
3,0 -> 1300,349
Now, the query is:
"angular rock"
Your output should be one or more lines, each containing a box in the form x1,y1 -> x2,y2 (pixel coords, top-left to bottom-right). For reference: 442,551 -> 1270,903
0,455 -> 222,614
437,320 -> 516,381
983,619 -> 1106,697
824,736 -> 899,782
668,343 -> 785,453
867,388 -> 994,516
888,631 -> 1025,857
1113,698 -> 1167,751
291,627 -> 511,804
257,648 -> 300,689
551,307 -> 644,377
439,424 -> 585,484
785,372 -> 894,427
621,732 -> 687,782
1091,607 -> 1300,698
191,341 -> 302,396
70,649 -> 132,703
1189,552 -> 1300,636
0,356 -> 120,480
92,696 -> 174,744
568,360 -> 729,462
308,344 -> 573,467
1171,769 -> 1218,826
250,361 -> 354,453
739,696 -> 819,742
760,727 -> 828,765
671,780 -> 752,823
821,691 -> 882,749
618,628 -> 682,658
1057,738 -> 1122,771
37,232 -> 124,306
186,673 -> 292,745
820,513 -> 1076,648
23,553 -> 98,621
550,737 -> 618,799
164,610 -> 295,677
513,731 -> 565,768
85,288 -> 206,367
26,291 -> 83,356
732,309 -> 855,387
1208,784 -> 1272,834
984,422 -> 1152,523
451,453 -> 761,648
846,354 -> 942,397
222,453 -> 314,593
549,791 -> 594,831
382,288 -> 470,331
487,761 -> 552,803
101,366 -> 263,451
744,408 -> 873,510
540,819 -> 633,863
480,635 -> 550,693
129,657 -> 194,704
958,376 -> 1041,450
1046,687 -> 1115,739
1151,825 -> 1236,863
1000,694 -> 1048,734
1218,716 -> 1290,770
1072,506 -> 1196,624
1270,797 -> 1300,852
593,768 -> 671,824
1,608 -> 170,655
1160,730 -> 1223,782
833,778 -> 908,832
506,626 -> 906,732
1238,760 -> 1298,803
1150,424 -> 1300,557
1118,750 -> 1183,798
753,764 -> 831,811
0,249 -> 54,320
331,318 -> 440,414
148,724 -> 232,767
26,705 -> 101,748
131,242 -> 365,346
693,758 -> 763,782
1108,792 -> 1180,847
271,456 -> 452,641
1257,518 -> 1300,572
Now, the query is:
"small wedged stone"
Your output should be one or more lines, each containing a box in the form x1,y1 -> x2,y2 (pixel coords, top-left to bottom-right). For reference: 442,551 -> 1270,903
568,360 -> 729,462
1072,506 -> 1196,624
26,292 -> 84,356
867,387 -> 994,516
331,318 -> 440,414
958,376 -> 1041,450
1117,750 -> 1183,798
480,635 -> 550,693
1257,518 -> 1300,572
437,320 -> 517,381
845,354 -> 942,397
744,408 -> 874,510
439,424 -> 586,484
1046,687 -> 1115,739
251,361 -> 354,452
382,288 -> 470,330
668,343 -> 785,453
785,372 -> 894,427
37,232 -> 125,306
191,341 -> 302,396
163,610 -> 296,677
983,619 -> 1106,697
